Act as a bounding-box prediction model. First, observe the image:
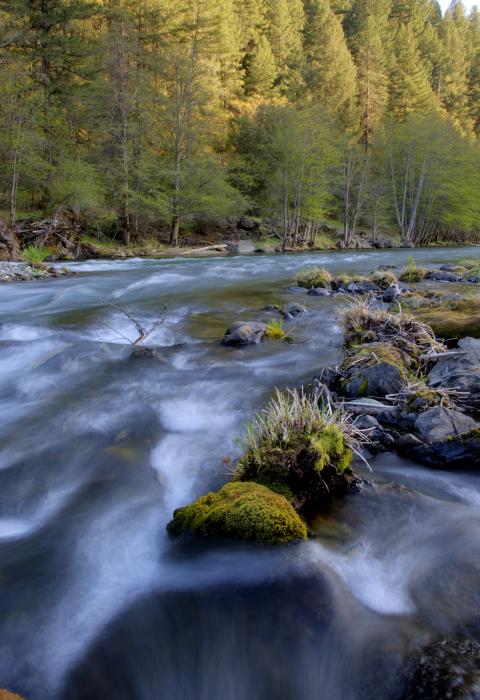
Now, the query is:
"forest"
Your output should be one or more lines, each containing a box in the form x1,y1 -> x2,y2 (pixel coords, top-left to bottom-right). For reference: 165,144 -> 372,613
0,0 -> 480,248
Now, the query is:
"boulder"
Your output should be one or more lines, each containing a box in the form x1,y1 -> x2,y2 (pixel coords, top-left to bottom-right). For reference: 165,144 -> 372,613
167,482 -> 308,544
414,406 -> 477,444
0,691 -> 25,700
226,240 -> 256,254
344,362 -> 404,398
307,287 -> 330,296
280,302 -> 307,319
427,337 -> 480,413
383,283 -> 402,303
222,321 -> 266,345
426,270 -> 463,282
401,636 -> 480,700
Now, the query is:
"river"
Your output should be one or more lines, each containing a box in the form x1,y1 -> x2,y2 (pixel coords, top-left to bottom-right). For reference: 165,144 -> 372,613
0,247 -> 479,700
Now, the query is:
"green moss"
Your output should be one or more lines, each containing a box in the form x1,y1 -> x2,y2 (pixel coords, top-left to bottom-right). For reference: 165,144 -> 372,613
358,376 -> 368,396
342,341 -> 411,374
297,266 -> 331,289
309,425 -> 351,473
167,482 -> 308,543
416,300 -> 480,339
264,319 -> 286,340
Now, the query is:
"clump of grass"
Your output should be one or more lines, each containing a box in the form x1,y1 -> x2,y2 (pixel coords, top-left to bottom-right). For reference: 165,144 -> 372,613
236,388 -> 367,481
264,319 -> 286,340
398,256 -> 427,283
297,266 -> 331,289
331,272 -> 367,289
341,298 -> 445,360
369,269 -> 398,289
21,244 -> 51,266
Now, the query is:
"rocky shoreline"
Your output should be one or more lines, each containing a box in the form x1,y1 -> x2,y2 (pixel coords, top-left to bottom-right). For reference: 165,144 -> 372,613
0,262 -> 73,283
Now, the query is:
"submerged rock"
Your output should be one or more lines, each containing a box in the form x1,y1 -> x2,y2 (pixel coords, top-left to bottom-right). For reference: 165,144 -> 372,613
280,302 -> 307,319
401,636 -> 480,700
222,321 -> 266,345
167,482 -> 308,544
307,287 -> 330,296
130,346 -> 168,362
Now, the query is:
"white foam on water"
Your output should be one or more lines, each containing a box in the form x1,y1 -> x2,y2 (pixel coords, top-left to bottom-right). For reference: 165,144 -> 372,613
304,540 -> 415,615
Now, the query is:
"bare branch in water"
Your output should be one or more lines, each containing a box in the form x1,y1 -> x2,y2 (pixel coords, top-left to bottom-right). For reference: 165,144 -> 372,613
101,298 -> 168,345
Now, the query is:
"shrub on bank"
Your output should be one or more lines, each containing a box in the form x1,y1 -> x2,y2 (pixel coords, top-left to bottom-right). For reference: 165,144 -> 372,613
297,267 -> 331,289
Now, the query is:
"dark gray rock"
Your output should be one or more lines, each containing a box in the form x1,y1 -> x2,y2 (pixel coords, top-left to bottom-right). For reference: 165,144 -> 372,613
307,287 -> 330,296
401,636 -> 480,700
426,270 -> 463,282
288,286 -> 309,293
414,407 -> 477,444
396,432 -> 424,453
280,302 -> 307,319
344,363 -> 404,398
130,347 -> 168,362
428,338 -> 480,413
382,283 -> 401,303
222,321 -> 266,346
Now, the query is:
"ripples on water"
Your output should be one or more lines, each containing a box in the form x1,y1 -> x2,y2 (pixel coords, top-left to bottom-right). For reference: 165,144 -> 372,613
0,248 -> 479,699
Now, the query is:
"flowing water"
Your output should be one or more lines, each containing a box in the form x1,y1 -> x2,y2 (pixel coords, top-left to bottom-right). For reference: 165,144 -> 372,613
1,247 -> 480,700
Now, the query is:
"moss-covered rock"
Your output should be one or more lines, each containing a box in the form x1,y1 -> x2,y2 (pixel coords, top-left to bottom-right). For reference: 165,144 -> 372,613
0,691 -> 25,700
297,267 -> 331,289
167,482 -> 308,544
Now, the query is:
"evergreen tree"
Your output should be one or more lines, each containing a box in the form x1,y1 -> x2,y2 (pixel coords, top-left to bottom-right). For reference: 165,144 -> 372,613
440,11 -> 473,133
389,23 -> 437,119
303,0 -> 358,127
244,35 -> 277,96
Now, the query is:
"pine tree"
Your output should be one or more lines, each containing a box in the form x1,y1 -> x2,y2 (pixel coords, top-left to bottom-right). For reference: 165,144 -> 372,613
303,0 -> 358,127
389,23 -> 437,119
244,35 -> 278,96
440,12 -> 473,133
467,7 -> 480,135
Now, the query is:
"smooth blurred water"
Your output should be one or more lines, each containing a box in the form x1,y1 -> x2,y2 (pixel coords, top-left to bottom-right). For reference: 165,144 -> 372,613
0,247 -> 479,700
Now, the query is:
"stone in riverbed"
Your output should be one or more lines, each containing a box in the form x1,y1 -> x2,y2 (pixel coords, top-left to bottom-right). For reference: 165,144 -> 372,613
427,337 -> 480,413
307,287 -> 330,296
382,283 -> 402,303
401,636 -> 480,700
222,321 -> 266,345
414,406 -> 477,444
344,362 -> 404,398
130,347 -> 168,362
280,302 -> 307,319
167,482 -> 308,544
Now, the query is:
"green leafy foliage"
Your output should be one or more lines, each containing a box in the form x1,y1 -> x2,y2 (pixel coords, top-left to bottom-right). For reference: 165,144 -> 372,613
21,245 -> 51,266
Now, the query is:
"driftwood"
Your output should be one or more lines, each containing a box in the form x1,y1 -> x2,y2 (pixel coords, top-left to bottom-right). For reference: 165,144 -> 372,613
15,210 -> 81,252
101,298 -> 168,345
179,243 -> 228,256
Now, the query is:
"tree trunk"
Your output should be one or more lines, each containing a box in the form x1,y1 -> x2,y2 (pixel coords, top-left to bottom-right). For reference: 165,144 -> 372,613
170,214 -> 180,246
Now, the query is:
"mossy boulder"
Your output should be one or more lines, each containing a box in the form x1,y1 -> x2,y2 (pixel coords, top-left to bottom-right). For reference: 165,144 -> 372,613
167,482 -> 308,544
297,267 -> 331,289
0,691 -> 25,700
235,424 -> 357,513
